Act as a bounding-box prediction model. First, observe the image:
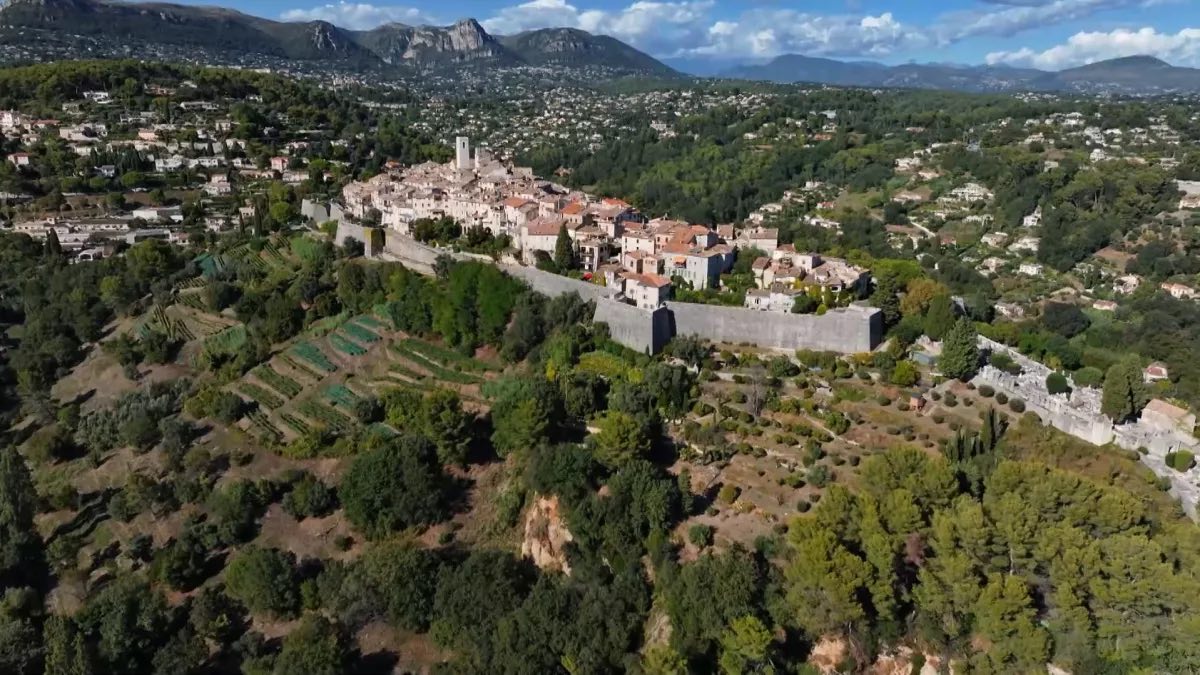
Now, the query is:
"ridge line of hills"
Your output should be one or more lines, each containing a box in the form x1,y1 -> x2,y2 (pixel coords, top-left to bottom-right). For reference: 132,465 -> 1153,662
2,0 -> 1200,94
0,0 -> 677,76
721,53 -> 1200,95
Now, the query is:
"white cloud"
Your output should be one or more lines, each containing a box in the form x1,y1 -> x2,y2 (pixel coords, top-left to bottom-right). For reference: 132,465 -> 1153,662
482,1 -> 922,60
688,10 -> 922,59
934,0 -> 1136,42
280,2 -> 436,30
986,26 -> 1200,68
482,0 -> 713,51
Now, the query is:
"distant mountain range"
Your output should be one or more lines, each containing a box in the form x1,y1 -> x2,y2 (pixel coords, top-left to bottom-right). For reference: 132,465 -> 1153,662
0,0 -> 678,76
722,54 -> 1200,95
2,0 -> 1199,95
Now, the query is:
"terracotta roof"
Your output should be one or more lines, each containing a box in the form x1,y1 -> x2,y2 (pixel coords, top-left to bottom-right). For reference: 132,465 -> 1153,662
503,196 -> 531,208
525,219 -> 566,237
561,201 -> 585,216
1144,398 -> 1189,421
627,273 -> 672,289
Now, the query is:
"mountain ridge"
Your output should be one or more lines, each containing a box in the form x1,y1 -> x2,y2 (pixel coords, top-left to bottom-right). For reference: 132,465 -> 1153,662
0,0 -> 677,75
722,53 -> 1200,95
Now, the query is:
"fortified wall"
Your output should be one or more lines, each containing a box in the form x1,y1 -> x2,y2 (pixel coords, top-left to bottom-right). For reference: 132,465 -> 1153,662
335,222 -> 881,356
334,221 -> 384,256
668,302 -> 881,354
972,336 -> 1200,517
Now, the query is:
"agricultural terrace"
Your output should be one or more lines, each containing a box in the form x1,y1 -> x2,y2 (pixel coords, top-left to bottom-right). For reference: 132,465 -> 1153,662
230,312 -> 503,447
667,342 -> 1172,549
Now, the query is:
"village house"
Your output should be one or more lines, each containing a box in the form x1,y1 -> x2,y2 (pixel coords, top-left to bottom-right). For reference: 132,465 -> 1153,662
753,249 -> 869,296
622,273 -> 672,310
1161,282 -> 1198,300
1114,274 -> 1142,295
946,182 -> 994,203
1144,362 -> 1171,383
744,283 -> 803,313
1141,398 -> 1195,434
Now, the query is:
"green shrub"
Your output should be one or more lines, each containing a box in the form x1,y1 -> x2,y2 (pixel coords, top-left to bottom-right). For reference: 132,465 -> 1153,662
1167,451 -> 1196,472
688,524 -> 714,548
978,385 -> 994,398
1009,398 -> 1026,413
996,392 -> 1009,404
718,484 -> 740,504
1046,372 -> 1071,396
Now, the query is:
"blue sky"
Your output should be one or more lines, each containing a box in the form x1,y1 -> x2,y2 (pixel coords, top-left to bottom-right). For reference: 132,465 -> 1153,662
218,0 -> 1199,69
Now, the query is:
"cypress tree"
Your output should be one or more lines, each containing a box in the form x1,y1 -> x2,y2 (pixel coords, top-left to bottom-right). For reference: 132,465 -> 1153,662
553,224 -> 574,271
939,317 -> 980,381
44,229 -> 62,259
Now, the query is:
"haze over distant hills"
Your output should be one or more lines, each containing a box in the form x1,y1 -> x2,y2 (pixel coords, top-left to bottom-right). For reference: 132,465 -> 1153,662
722,54 -> 1200,95
0,0 -> 678,76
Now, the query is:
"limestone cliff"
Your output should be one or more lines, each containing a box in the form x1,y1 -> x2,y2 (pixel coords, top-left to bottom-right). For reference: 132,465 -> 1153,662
520,495 -> 573,574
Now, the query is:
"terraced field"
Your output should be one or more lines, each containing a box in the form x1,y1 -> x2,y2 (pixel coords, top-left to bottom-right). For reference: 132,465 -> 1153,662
230,313 -> 506,442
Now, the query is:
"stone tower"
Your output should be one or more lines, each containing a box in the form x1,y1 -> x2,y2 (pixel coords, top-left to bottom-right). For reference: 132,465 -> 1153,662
455,136 -> 470,170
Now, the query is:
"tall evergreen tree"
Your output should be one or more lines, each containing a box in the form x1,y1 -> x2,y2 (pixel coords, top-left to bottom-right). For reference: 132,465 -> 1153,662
553,224 -> 574,271
869,274 -> 901,328
939,318 -> 980,381
44,229 -> 62,259
923,294 -> 958,341
0,447 -> 42,588
43,616 -> 93,675
1101,357 -> 1149,423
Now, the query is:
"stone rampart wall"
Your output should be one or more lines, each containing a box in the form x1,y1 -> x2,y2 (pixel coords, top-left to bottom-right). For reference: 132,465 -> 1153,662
667,302 -> 882,354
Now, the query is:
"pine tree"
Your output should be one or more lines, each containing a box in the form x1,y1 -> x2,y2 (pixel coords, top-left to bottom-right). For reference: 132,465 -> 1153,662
971,574 -> 1050,672
553,224 -> 574,271
939,317 -> 980,381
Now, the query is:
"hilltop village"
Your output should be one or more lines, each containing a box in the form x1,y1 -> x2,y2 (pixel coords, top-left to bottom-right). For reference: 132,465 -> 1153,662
3,60 -> 1200,675
337,136 -> 870,316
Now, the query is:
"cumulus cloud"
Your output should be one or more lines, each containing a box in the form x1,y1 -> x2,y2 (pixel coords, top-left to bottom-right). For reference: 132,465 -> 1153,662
482,0 -> 713,51
986,26 -> 1200,68
280,2 -> 436,30
688,10 -> 923,59
481,1 -> 921,59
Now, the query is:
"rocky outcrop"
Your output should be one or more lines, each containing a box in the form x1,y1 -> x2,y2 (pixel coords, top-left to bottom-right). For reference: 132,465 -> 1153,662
808,637 -> 949,675
0,0 -> 677,75
520,495 -> 573,574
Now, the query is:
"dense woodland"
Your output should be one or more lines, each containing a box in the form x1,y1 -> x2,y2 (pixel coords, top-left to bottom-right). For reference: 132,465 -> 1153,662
0,224 -> 1197,673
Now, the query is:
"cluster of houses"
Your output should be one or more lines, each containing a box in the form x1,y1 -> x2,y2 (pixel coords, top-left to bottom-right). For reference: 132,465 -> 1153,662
1,84 -> 338,192
342,137 -> 871,312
